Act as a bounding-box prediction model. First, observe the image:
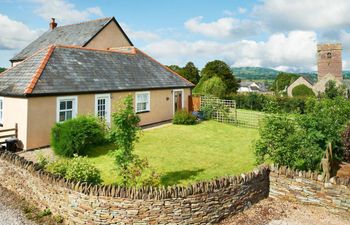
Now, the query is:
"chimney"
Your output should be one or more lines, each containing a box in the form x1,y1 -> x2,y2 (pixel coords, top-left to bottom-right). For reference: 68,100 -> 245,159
50,18 -> 57,30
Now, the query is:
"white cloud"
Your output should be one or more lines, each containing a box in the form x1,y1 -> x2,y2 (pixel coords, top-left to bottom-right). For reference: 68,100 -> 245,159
184,16 -> 261,39
33,0 -> 103,24
254,0 -> 350,31
0,14 -> 40,50
238,7 -> 247,14
120,23 -> 160,43
142,30 -> 317,71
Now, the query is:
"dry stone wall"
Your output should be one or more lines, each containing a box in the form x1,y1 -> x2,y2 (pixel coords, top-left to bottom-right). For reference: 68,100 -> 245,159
270,165 -> 350,211
0,150 -> 270,224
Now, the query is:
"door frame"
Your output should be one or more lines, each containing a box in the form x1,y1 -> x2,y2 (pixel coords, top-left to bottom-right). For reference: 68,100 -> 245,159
172,89 -> 184,115
95,93 -> 111,125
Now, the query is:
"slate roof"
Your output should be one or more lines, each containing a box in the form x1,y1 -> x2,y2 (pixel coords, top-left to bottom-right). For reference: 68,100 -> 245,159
11,17 -> 132,62
0,46 -> 194,96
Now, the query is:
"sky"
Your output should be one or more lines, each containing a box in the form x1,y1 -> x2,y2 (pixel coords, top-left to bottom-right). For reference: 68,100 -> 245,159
1,0 -> 350,72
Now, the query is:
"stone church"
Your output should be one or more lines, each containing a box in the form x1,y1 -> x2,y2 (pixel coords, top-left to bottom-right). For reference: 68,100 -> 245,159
287,43 -> 349,97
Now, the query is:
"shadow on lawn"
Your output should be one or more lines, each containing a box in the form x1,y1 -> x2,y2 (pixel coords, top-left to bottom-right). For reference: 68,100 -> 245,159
161,169 -> 205,186
87,143 -> 116,158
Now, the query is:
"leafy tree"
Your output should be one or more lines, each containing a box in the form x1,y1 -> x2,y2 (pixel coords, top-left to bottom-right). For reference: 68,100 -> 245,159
0,67 -> 5,73
167,63 -> 200,84
273,72 -> 299,93
167,65 -> 182,74
292,84 -> 315,97
255,97 -> 350,171
200,60 -> 239,94
109,96 -> 160,186
201,76 -> 227,98
109,96 -> 141,184
181,62 -> 200,84
324,80 -> 346,99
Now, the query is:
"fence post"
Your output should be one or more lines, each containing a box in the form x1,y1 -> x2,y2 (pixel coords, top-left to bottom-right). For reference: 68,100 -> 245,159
15,123 -> 18,138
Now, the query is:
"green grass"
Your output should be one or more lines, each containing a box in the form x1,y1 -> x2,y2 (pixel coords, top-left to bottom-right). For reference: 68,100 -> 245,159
86,120 -> 259,186
236,109 -> 265,128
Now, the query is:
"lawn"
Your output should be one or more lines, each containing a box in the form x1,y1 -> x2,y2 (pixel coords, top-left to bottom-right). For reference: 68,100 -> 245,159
87,120 -> 259,186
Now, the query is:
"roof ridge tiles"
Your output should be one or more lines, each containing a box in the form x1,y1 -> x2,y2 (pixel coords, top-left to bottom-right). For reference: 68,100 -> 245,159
55,17 -> 113,28
24,45 -> 56,94
54,45 -> 137,55
0,46 -> 51,77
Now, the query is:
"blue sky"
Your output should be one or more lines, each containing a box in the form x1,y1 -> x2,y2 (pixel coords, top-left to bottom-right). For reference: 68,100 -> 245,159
1,0 -> 350,72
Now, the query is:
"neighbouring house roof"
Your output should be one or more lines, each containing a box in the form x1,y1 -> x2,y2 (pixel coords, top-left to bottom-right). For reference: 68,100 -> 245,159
0,46 -> 194,97
10,17 -> 133,62
240,81 -> 255,87
301,76 -> 315,85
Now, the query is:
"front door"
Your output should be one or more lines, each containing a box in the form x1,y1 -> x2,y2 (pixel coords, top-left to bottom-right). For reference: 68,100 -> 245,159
173,90 -> 183,114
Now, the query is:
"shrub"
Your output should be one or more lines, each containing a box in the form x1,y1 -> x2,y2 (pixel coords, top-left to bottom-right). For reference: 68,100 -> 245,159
51,115 -> 106,157
173,110 -> 197,125
324,80 -> 346,99
65,156 -> 101,184
255,97 -> 350,171
292,84 -> 315,97
228,93 -> 307,114
36,153 -> 49,169
342,123 -> 350,162
46,159 -> 68,177
46,156 -> 101,184
199,77 -> 227,98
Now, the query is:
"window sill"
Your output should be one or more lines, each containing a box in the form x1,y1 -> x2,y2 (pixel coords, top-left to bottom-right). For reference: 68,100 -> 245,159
136,110 -> 150,114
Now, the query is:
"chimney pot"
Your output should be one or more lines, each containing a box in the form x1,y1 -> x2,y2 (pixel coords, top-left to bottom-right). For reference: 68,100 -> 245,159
50,18 -> 57,30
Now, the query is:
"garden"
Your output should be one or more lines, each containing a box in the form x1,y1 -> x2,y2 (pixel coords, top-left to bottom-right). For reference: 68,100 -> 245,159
33,96 -> 259,187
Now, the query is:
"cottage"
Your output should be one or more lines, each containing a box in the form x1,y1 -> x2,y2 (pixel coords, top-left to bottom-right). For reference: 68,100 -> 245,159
238,81 -> 267,93
0,17 -> 194,150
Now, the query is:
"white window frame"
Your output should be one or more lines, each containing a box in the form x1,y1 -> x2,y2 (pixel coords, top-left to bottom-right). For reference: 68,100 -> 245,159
56,96 -> 78,122
172,89 -> 184,115
0,97 -> 3,125
95,93 -> 111,125
135,91 -> 151,113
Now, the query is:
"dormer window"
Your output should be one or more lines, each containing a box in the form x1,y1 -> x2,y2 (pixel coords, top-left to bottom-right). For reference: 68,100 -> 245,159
327,52 -> 332,59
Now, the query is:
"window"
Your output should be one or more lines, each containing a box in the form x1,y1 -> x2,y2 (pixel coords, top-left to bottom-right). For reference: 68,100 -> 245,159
327,52 -> 332,59
57,96 -> 77,122
135,92 -> 150,113
95,94 -> 110,124
0,97 -> 3,124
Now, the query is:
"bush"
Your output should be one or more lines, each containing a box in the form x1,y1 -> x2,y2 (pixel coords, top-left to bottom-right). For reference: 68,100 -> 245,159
255,97 -> 350,171
46,156 -> 101,184
342,123 -> 350,162
195,77 -> 227,98
173,110 -> 197,125
51,115 -> 106,157
292,84 -> 315,97
228,93 -> 307,114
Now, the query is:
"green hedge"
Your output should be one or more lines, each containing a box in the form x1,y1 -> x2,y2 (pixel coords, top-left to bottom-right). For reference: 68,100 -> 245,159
173,110 -> 197,125
51,115 -> 106,157
227,93 -> 307,114
292,84 -> 315,97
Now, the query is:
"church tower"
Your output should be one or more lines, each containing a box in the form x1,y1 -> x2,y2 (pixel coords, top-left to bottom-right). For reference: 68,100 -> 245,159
317,43 -> 343,81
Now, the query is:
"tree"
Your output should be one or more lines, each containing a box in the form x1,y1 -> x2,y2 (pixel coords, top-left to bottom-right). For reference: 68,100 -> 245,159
167,65 -> 182,75
167,63 -> 200,84
273,72 -> 299,93
109,96 -> 141,185
324,80 -> 346,99
200,60 -> 239,94
181,62 -> 200,84
201,77 -> 227,98
0,68 -> 5,73
292,84 -> 315,97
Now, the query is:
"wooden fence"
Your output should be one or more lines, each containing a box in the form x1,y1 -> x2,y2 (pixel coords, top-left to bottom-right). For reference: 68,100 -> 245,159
0,123 -> 18,145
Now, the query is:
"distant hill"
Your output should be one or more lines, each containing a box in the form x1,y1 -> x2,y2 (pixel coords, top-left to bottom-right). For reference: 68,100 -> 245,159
232,66 -> 350,81
231,67 -> 280,80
